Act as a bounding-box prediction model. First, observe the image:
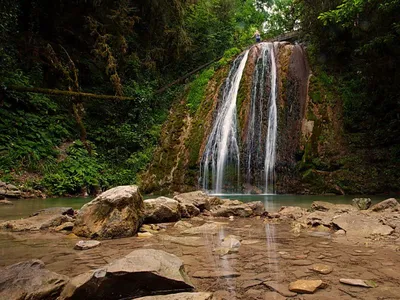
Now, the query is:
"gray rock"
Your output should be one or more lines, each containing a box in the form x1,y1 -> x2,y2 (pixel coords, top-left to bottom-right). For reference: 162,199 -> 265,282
288,279 -> 324,294
73,185 -> 144,239
174,220 -> 193,230
352,198 -> 372,210
60,249 -> 194,300
55,222 -> 75,231
278,206 -> 306,220
0,207 -> 73,231
0,259 -> 69,300
210,201 -> 264,217
182,223 -> 224,235
160,235 -> 206,247
339,278 -> 371,288
135,293 -> 213,300
0,182 -> 22,199
74,240 -> 101,250
264,282 -> 297,297
370,198 -> 399,212
173,191 -> 212,211
144,197 -> 182,223
333,213 -> 394,237
0,199 -> 13,205
31,207 -> 74,217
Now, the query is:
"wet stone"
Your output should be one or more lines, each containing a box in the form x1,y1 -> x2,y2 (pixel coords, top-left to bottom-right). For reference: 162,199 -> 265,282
264,282 -> 297,297
289,279 -> 324,294
311,264 -> 333,274
339,278 -> 372,288
74,240 -> 101,250
241,280 -> 263,289
291,259 -> 313,266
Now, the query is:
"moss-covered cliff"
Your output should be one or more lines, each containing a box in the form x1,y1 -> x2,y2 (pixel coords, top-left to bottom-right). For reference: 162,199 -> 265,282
141,42 -> 399,195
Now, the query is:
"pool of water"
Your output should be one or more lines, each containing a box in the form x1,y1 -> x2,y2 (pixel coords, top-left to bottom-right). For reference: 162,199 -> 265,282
0,194 -> 391,221
0,197 -> 91,220
217,194 -> 389,212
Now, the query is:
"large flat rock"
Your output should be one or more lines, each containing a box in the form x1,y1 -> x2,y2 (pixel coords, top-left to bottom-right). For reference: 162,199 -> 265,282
0,207 -> 73,231
333,213 -> 394,237
0,259 -> 69,300
60,249 -> 194,300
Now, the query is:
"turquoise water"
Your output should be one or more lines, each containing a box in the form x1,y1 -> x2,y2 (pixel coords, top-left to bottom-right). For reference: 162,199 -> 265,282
217,194 -> 389,212
0,194 -> 391,220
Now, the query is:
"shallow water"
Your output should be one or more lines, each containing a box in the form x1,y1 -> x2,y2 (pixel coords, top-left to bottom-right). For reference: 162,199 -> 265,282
217,194 -> 388,212
0,197 -> 91,220
0,194 -> 390,221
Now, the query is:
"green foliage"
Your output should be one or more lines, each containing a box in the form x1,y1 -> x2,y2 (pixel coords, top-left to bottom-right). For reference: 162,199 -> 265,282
42,141 -> 102,196
263,0 -> 299,37
187,68 -> 215,113
217,47 -> 241,67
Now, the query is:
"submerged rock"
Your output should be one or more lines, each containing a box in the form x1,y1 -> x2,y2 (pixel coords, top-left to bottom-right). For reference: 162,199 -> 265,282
0,199 -> 13,205
135,293 -> 213,300
0,259 -> 69,300
352,198 -> 372,210
370,198 -> 399,212
144,197 -> 182,223
74,240 -> 101,250
60,249 -> 194,300
73,185 -> 144,239
311,264 -> 333,274
0,207 -> 74,231
210,201 -> 264,217
333,213 -> 394,237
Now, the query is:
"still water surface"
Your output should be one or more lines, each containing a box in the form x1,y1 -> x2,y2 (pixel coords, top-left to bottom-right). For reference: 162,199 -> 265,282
0,194 -> 389,221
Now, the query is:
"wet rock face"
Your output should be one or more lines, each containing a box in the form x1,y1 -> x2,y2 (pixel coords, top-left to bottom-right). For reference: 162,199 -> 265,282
73,185 -> 144,239
60,249 -> 194,300
352,198 -> 372,210
0,207 -> 74,232
370,198 -> 399,212
144,197 -> 182,223
0,259 -> 69,300
0,181 -> 22,199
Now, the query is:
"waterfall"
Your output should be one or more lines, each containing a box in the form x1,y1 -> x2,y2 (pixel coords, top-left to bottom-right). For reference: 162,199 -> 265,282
264,43 -> 278,194
201,50 -> 249,194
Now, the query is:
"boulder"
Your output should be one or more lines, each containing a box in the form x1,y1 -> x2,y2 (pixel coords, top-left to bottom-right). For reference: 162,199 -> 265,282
144,197 -> 182,223
278,206 -> 306,220
333,213 -> 394,237
73,185 -> 144,239
0,207 -> 74,231
0,182 -> 22,199
352,198 -> 372,210
0,259 -> 69,300
370,198 -> 399,212
173,191 -> 212,211
60,249 -> 194,300
135,293 -> 213,300
210,201 -> 264,217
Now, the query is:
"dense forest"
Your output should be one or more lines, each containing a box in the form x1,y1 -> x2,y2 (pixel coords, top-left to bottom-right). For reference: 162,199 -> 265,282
1,0 -> 399,196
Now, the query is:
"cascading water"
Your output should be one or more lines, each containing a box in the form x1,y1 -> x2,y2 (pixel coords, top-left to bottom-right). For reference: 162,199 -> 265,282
264,43 -> 278,194
243,42 -> 278,194
201,50 -> 249,194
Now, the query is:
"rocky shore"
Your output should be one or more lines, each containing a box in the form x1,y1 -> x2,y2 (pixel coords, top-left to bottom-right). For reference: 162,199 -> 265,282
0,186 -> 399,299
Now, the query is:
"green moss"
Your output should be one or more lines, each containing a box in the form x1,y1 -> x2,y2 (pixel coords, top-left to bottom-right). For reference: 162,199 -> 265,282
187,68 -> 215,114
